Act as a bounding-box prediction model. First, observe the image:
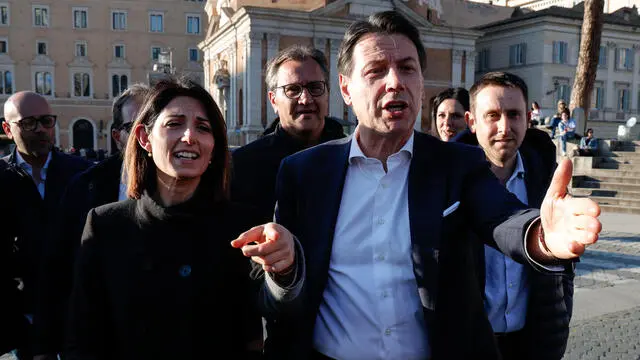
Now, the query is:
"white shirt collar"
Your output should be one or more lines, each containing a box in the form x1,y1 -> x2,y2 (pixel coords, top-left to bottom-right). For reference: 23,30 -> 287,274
348,130 -> 414,163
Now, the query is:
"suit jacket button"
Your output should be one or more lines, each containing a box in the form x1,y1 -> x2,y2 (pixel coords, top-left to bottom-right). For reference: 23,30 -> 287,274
179,265 -> 192,277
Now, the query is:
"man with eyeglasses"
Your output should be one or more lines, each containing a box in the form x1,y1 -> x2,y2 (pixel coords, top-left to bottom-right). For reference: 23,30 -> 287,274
231,45 -> 346,223
31,83 -> 150,360
0,91 -> 90,359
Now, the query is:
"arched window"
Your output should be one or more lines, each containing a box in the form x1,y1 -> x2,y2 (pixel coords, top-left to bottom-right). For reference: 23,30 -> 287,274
74,72 -> 91,97
72,119 -> 94,150
35,71 -> 52,95
112,74 -> 128,97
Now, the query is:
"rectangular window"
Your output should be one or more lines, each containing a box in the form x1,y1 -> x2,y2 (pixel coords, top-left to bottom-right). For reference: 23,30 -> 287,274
0,39 -> 6,54
151,47 -> 161,61
73,72 -> 91,97
509,43 -> 526,66
477,49 -> 490,71
37,41 -> 47,55
149,13 -> 163,32
112,11 -> 127,30
618,87 -> 630,111
616,48 -> 634,71
114,44 -> 125,59
33,6 -> 49,27
593,86 -> 605,109
552,41 -> 568,64
186,15 -> 200,34
75,42 -> 87,57
0,5 -> 9,25
0,70 -> 12,94
35,71 -> 52,95
188,48 -> 199,62
111,74 -> 128,97
598,46 -> 607,68
73,8 -> 88,29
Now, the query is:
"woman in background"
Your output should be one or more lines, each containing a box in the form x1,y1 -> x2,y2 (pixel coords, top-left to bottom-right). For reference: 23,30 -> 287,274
430,87 -> 470,142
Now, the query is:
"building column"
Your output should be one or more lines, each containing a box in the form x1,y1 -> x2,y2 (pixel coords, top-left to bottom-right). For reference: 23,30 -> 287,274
265,34 -> 280,126
227,45 -> 239,145
632,45 -> 640,113
329,39 -> 343,120
606,42 -> 616,112
242,32 -> 264,144
451,49 -> 464,87
465,50 -> 476,90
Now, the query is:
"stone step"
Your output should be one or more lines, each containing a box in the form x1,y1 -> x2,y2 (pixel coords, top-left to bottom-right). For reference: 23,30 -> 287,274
582,169 -> 640,178
572,188 -> 640,199
596,162 -> 638,170
611,151 -> 640,157
599,204 -> 640,215
589,196 -> 640,207
576,175 -> 640,185
576,181 -> 640,192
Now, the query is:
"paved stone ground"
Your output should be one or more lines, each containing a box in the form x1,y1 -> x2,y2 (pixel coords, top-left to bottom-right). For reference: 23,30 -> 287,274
564,212 -> 640,359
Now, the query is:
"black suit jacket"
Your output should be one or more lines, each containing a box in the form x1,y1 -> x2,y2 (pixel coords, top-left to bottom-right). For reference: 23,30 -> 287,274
267,131 -> 558,360
1,148 -> 91,312
456,128 -> 574,360
33,154 -> 123,354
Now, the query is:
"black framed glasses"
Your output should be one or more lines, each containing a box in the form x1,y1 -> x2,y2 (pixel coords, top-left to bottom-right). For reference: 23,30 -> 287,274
120,122 -> 134,132
274,81 -> 327,100
11,115 -> 57,132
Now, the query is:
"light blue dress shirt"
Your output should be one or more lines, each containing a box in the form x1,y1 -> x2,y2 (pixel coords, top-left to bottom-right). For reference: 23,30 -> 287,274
484,151 -> 530,333
16,151 -> 52,199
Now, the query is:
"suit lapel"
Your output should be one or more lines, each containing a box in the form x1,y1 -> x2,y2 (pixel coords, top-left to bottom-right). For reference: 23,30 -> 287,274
408,132 -> 449,311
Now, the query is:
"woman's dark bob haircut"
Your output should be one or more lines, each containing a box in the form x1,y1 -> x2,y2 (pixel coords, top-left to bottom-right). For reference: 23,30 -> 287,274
124,77 -> 230,203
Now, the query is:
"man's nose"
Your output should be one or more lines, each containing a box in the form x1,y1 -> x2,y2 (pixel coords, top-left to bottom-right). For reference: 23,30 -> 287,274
385,68 -> 405,92
297,88 -> 314,105
498,115 -> 510,135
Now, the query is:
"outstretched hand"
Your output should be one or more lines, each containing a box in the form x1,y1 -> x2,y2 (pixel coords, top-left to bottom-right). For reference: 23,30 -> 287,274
539,159 -> 602,259
231,223 -> 295,274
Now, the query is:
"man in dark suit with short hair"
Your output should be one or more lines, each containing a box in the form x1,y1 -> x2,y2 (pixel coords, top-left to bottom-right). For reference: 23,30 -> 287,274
264,11 -> 601,360
456,71 -> 573,360
1,91 -> 91,359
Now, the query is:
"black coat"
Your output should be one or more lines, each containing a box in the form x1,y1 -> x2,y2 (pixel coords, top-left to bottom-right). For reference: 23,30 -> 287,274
33,154 -> 124,354
65,192 -> 263,360
455,128 -> 574,360
0,160 -> 30,355
1,148 -> 91,313
231,117 -> 346,223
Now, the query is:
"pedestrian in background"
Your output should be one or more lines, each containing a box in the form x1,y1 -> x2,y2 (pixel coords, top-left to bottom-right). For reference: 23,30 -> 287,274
430,87 -> 469,141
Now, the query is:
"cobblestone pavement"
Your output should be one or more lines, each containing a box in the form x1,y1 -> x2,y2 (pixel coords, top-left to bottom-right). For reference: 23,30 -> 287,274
565,229 -> 640,359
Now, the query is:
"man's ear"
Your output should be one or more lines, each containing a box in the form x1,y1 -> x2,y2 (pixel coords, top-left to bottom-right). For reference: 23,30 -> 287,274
135,124 -> 152,153
112,128 -> 121,144
268,91 -> 278,114
465,111 -> 477,133
339,74 -> 352,106
2,121 -> 13,140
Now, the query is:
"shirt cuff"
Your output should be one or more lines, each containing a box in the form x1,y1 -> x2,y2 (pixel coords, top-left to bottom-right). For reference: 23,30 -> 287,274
523,217 -> 565,272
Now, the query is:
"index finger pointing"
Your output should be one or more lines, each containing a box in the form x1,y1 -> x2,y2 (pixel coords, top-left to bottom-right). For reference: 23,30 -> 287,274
230,225 -> 266,248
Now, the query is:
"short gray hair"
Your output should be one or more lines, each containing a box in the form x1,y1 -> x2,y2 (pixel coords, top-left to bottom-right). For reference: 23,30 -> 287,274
265,45 -> 329,90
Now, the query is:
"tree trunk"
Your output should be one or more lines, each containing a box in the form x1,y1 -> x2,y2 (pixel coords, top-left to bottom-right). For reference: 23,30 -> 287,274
570,0 -> 605,135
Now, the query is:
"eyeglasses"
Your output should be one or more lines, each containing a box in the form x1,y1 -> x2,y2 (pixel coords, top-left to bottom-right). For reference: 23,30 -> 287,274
274,81 -> 327,100
120,122 -> 134,132
11,115 -> 57,132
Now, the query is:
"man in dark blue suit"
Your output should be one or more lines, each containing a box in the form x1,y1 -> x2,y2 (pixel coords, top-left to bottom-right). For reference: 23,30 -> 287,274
1,91 -> 90,359
265,11 -> 601,360
456,72 -> 573,360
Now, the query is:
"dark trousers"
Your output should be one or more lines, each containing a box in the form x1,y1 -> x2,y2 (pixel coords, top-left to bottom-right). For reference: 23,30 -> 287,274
495,329 -> 526,360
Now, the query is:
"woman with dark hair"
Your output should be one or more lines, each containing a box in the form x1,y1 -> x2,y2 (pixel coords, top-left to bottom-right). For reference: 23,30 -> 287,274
431,87 -> 469,141
65,78 -> 302,360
